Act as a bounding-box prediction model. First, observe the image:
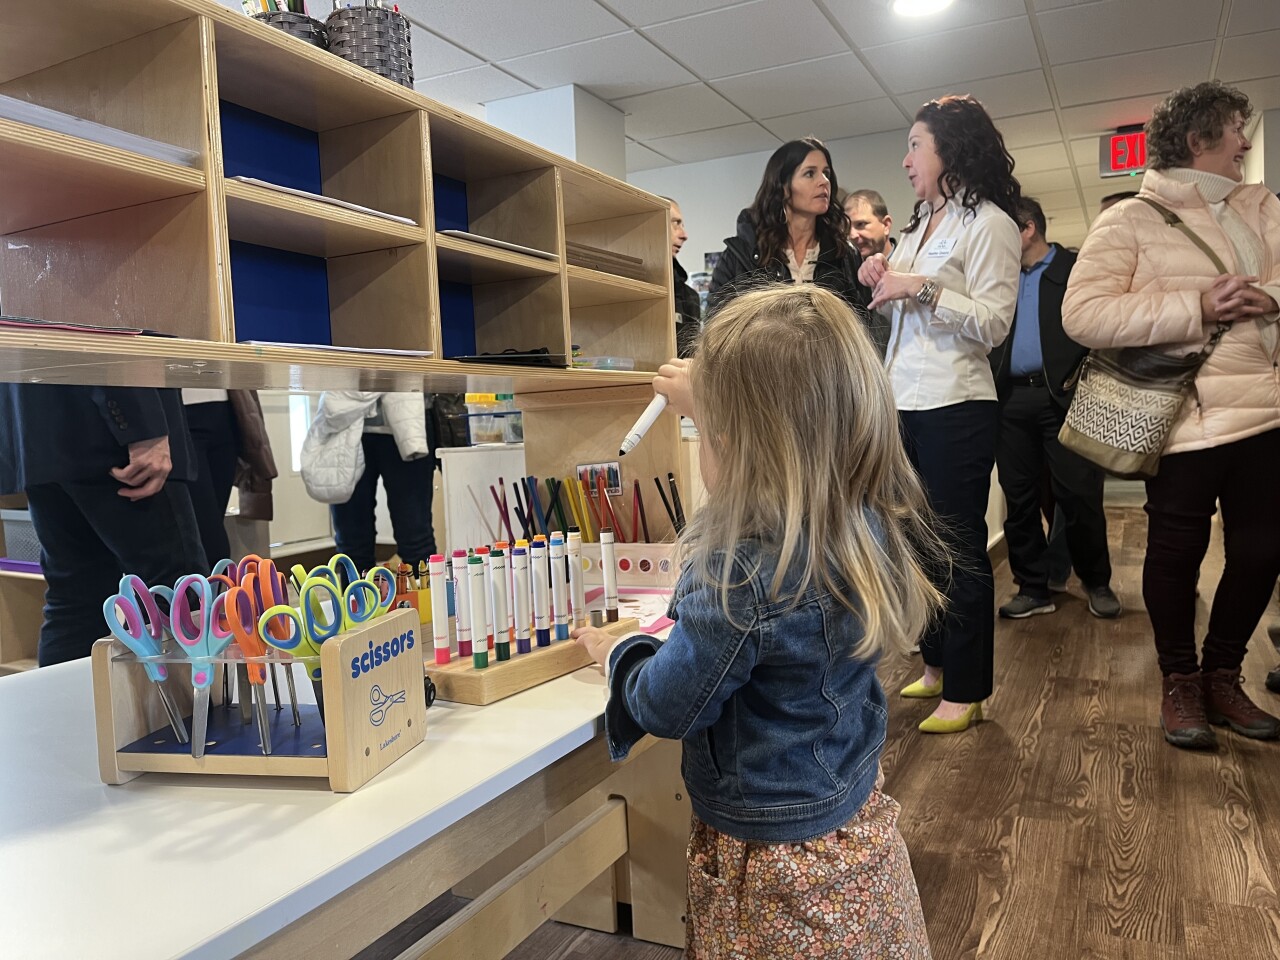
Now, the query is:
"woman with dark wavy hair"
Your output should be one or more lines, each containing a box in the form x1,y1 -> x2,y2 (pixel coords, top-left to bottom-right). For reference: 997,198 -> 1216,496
859,95 -> 1022,734
1064,81 -> 1280,751
709,138 -> 881,351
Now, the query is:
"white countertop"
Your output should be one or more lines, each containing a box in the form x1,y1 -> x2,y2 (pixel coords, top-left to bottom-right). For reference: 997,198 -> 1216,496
0,658 -> 610,960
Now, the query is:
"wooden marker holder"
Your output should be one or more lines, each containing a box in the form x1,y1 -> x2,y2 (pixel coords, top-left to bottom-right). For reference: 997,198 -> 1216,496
425,617 -> 639,706
91,609 -> 427,793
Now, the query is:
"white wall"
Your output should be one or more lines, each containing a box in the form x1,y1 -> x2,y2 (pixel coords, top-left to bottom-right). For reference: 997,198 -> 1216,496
629,127 -> 916,277
485,86 -> 578,162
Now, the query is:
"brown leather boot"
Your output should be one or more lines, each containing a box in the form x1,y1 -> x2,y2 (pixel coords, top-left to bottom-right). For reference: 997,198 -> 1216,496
1160,672 -> 1217,750
1202,669 -> 1280,739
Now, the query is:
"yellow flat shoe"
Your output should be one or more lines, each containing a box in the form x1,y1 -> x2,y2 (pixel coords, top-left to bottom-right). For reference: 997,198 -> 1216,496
900,676 -> 943,698
918,702 -> 983,734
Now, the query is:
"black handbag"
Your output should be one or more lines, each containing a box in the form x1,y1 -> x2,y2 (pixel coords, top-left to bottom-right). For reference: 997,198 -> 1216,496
1059,197 -> 1232,480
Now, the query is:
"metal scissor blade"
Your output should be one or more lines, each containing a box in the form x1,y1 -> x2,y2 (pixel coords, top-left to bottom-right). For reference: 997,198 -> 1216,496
155,681 -> 190,744
253,685 -> 273,756
311,678 -> 326,726
269,663 -> 282,712
284,663 -> 301,726
236,663 -> 253,724
192,686 -> 211,759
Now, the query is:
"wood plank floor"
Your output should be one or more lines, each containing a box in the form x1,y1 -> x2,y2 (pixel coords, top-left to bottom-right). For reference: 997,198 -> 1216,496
365,501 -> 1280,960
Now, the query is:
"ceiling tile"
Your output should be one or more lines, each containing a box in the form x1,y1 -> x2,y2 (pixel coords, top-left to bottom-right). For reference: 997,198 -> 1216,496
1011,141 -> 1071,175
825,0 -> 1028,47
407,25 -> 483,79
1069,137 -> 1098,167
864,17 -> 1040,94
642,0 -> 847,81
415,65 -> 534,112
711,54 -> 885,120
1037,0 -> 1221,65
1059,94 -> 1164,138
1017,168 -> 1079,194
1031,187 -> 1084,212
499,32 -> 695,100
1219,31 -> 1280,83
643,122 -> 781,164
626,140 -> 676,172
1053,42 -> 1215,107
996,111 -> 1064,148
613,83 -> 748,141
403,0 -> 626,60
761,98 -> 907,142
1226,0 -> 1280,35
604,0 -> 745,28
903,70 -> 1052,119
1232,76 -> 1280,114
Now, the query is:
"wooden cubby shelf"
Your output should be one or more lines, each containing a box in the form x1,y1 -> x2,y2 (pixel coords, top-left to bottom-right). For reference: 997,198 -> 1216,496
435,234 -> 560,285
0,118 -> 205,236
0,0 -> 684,508
225,179 -> 426,259
566,265 -> 668,309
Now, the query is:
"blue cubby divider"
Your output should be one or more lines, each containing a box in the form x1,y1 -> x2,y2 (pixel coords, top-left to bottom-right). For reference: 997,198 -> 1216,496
220,100 -> 322,193
230,242 -> 331,346
433,175 -> 469,232
439,281 -> 476,358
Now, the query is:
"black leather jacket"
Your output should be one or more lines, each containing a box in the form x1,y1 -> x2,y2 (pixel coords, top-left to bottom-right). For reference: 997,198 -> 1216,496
708,209 -> 885,355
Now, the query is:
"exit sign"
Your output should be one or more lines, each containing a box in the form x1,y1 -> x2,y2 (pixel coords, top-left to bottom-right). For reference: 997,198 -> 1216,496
1099,128 -> 1147,178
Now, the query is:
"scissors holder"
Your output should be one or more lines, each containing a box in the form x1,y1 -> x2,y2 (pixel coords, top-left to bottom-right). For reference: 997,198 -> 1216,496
92,609 -> 426,793
424,616 -> 638,706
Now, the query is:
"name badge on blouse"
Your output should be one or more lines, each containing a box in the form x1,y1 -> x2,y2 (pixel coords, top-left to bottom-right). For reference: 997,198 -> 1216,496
924,237 -> 957,260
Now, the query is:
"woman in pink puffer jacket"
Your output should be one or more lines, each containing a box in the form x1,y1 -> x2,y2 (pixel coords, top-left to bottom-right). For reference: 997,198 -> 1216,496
1063,81 -> 1280,753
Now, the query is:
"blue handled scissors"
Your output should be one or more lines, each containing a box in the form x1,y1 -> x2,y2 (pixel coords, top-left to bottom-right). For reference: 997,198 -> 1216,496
170,574 -> 235,759
102,575 -> 189,745
292,555 -> 395,621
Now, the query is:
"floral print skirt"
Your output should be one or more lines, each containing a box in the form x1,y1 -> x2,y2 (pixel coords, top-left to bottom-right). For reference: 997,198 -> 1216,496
685,786 -> 931,959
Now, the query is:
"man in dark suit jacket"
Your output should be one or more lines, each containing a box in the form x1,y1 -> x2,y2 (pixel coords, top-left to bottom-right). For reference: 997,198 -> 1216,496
0,384 -> 207,665
665,198 -> 701,358
991,198 -> 1120,621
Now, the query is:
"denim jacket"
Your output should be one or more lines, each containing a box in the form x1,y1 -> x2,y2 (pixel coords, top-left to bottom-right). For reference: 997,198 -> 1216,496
605,540 -> 887,843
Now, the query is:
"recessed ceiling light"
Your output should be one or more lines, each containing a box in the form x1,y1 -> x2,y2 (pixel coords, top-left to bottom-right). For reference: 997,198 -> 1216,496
892,0 -> 955,16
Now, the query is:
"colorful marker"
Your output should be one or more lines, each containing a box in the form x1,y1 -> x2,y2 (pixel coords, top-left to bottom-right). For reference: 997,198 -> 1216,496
476,545 -> 495,651
601,526 -> 619,623
494,540 -> 514,639
452,548 -> 472,658
468,555 -> 488,669
491,546 -> 510,661
550,533 -> 569,641
429,553 -> 450,665
531,538 -> 551,647
512,540 -> 531,655
567,528 -> 586,627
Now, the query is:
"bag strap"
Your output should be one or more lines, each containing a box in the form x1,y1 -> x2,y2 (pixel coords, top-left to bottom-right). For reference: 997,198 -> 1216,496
1134,196 -> 1231,275
1133,196 -> 1232,352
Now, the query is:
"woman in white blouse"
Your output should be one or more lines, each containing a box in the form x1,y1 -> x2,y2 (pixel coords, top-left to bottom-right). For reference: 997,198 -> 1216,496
859,95 -> 1022,734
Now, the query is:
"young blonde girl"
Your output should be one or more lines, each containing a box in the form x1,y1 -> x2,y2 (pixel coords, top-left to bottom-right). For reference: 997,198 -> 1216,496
573,285 -> 942,958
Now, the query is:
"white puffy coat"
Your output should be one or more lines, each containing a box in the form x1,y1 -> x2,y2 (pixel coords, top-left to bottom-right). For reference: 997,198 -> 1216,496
1062,168 -> 1280,454
300,392 -> 429,503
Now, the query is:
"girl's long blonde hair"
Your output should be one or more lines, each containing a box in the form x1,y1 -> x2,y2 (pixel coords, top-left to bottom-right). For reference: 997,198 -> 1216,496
680,285 -> 946,658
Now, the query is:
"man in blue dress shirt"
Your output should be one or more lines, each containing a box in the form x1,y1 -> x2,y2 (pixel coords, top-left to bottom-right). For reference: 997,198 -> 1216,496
991,198 -> 1120,621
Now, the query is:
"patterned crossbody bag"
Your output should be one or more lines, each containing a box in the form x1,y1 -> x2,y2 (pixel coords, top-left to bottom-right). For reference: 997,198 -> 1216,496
1058,197 -> 1232,480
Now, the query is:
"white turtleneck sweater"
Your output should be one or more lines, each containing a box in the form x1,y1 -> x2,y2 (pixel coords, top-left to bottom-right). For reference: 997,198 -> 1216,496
1164,167 -> 1279,333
